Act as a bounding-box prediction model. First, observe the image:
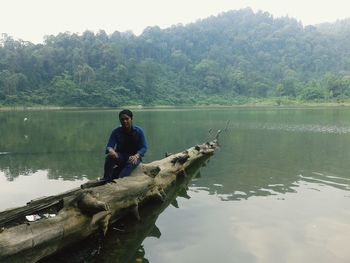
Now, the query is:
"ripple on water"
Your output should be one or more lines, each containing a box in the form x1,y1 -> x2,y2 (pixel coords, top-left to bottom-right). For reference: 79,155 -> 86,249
299,172 -> 350,191
236,123 -> 350,134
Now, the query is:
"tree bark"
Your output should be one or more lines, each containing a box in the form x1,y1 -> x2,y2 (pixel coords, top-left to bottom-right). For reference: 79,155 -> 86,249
0,138 -> 219,262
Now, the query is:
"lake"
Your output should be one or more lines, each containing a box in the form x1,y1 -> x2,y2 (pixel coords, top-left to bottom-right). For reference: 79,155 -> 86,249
1,107 -> 350,263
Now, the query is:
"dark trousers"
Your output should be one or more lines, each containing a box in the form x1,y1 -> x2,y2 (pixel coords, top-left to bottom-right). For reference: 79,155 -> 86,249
103,153 -> 141,182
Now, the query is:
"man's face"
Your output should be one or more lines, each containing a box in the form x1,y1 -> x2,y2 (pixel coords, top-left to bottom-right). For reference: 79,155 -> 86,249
119,114 -> 132,130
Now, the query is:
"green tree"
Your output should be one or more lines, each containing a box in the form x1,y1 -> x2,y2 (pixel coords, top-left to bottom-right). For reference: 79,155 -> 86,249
48,73 -> 84,105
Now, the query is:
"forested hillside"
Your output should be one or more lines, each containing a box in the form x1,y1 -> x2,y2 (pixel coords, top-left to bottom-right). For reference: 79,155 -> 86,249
1,8 -> 350,106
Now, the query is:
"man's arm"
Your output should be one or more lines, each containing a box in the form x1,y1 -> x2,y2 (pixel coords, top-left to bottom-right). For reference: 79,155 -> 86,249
137,128 -> 147,157
105,129 -> 118,159
129,128 -> 148,164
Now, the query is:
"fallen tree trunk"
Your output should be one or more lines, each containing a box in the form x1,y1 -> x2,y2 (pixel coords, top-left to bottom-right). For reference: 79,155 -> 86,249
0,136 -> 220,262
40,155 -> 210,263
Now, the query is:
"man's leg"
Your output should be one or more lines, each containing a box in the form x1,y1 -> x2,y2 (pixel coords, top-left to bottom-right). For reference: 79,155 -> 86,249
118,157 -> 141,178
103,155 -> 119,182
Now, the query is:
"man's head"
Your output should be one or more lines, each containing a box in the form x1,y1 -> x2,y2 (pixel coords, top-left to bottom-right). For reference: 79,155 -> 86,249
119,109 -> 133,131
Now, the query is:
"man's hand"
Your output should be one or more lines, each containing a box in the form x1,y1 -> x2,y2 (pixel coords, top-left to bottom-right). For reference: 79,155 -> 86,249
108,149 -> 118,160
128,153 -> 140,164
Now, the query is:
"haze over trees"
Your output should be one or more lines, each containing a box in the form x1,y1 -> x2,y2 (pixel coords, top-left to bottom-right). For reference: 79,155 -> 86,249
1,8 -> 350,106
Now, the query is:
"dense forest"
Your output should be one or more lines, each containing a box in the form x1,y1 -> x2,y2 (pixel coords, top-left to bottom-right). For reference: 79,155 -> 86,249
1,8 -> 350,106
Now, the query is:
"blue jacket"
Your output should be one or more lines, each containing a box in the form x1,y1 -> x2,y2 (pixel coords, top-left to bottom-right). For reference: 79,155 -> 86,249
105,125 -> 147,156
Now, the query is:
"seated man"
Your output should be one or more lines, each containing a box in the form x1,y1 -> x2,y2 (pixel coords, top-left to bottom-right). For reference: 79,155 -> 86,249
103,109 -> 147,181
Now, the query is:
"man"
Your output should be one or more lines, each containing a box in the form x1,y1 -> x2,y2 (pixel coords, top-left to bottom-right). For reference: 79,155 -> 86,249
103,109 -> 147,182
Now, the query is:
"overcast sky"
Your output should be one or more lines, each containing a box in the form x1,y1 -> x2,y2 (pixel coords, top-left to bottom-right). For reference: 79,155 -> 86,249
1,0 -> 350,43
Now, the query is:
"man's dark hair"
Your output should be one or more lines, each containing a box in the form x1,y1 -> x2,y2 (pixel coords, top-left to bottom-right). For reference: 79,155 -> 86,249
119,109 -> 133,119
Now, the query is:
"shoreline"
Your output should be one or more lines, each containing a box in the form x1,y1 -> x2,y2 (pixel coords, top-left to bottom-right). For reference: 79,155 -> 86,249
1,102 -> 350,112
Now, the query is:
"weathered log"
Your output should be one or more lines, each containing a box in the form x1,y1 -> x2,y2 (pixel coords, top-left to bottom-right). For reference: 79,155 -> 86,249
0,137 -> 219,262
42,157 -> 209,263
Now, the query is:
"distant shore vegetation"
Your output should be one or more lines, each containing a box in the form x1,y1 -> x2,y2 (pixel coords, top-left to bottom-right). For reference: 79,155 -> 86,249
1,8 -> 350,107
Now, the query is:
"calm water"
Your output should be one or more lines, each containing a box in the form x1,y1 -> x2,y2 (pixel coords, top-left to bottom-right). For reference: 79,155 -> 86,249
1,107 -> 350,263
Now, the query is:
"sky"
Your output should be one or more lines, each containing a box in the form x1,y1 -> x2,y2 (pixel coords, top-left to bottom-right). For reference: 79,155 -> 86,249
1,0 -> 350,44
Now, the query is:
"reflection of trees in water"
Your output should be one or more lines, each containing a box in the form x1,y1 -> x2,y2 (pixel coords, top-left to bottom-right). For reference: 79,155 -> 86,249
0,110 -> 114,181
0,151 -> 103,181
192,163 -> 350,201
192,167 -> 300,201
188,127 -> 350,201
37,158 -> 207,263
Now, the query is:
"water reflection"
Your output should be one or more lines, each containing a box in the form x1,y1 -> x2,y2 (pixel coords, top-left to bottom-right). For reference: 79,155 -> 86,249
235,122 -> 350,134
192,167 -> 350,202
189,114 -> 350,201
3,108 -> 350,203
299,172 -> 350,192
0,152 -> 102,181
2,108 -> 350,263
0,110 -> 110,181
0,171 -> 88,211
